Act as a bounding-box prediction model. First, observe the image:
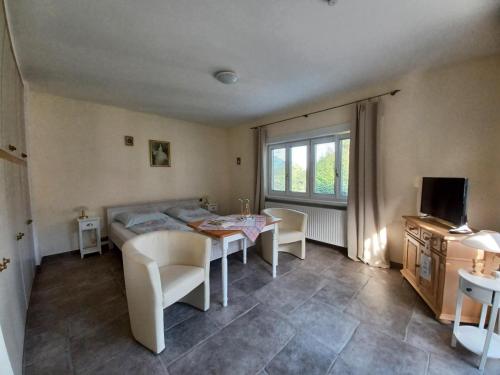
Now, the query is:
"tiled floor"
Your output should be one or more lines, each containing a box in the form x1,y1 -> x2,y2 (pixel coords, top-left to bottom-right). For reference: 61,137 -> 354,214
24,242 -> 500,375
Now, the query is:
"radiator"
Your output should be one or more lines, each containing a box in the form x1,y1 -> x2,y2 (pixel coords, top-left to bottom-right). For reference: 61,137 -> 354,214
264,201 -> 347,247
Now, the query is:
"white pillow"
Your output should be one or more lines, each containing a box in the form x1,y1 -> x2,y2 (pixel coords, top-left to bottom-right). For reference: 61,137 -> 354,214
115,211 -> 169,228
165,206 -> 215,223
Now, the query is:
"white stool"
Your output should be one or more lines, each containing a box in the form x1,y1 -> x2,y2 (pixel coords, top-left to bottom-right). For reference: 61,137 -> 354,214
452,269 -> 500,371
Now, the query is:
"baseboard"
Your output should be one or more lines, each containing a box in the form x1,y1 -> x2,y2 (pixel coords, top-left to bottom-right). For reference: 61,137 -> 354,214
306,238 -> 347,255
306,239 -> 402,270
390,261 -> 403,270
40,239 -> 113,265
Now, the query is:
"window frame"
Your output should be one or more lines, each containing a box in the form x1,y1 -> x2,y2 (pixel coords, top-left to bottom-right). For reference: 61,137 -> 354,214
267,132 -> 350,204
268,143 -> 288,197
287,140 -> 309,198
337,133 -> 350,200
310,136 -> 337,201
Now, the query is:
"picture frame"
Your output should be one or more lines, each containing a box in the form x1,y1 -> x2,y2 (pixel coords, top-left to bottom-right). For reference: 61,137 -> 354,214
149,140 -> 171,167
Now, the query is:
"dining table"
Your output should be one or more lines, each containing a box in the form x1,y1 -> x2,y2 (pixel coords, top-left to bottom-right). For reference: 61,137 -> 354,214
188,215 -> 281,307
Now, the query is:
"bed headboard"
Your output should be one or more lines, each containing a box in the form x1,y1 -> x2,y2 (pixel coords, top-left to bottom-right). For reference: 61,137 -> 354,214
106,197 -> 201,231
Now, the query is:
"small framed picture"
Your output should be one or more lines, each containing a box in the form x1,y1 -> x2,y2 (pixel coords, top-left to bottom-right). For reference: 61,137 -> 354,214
149,140 -> 171,167
124,136 -> 134,146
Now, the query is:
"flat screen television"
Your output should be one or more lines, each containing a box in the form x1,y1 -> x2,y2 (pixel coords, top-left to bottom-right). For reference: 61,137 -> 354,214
420,177 -> 468,227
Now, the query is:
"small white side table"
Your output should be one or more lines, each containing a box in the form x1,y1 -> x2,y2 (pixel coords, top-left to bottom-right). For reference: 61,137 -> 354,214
77,217 -> 102,259
452,268 -> 500,370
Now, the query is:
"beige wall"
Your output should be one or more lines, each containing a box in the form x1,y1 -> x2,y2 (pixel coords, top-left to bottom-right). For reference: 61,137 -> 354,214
26,55 -> 500,261
228,55 -> 500,263
26,92 -> 231,256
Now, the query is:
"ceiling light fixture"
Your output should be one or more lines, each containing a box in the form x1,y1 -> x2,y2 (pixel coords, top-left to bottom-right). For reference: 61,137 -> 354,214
214,71 -> 239,84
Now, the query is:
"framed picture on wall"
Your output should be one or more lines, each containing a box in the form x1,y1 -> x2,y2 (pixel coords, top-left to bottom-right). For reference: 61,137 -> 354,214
149,140 -> 171,167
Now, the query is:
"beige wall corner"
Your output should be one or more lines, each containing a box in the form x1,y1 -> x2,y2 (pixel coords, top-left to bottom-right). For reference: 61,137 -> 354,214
25,92 -> 231,256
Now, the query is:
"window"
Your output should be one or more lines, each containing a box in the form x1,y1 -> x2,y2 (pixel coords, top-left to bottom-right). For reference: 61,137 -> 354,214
290,142 -> 308,194
270,147 -> 286,192
267,133 -> 350,202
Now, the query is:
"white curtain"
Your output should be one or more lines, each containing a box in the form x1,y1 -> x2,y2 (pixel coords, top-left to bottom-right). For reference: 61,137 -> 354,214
254,127 -> 267,214
347,100 -> 389,268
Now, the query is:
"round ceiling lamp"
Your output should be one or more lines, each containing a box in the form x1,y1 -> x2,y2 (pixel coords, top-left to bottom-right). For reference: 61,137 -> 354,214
214,71 -> 239,84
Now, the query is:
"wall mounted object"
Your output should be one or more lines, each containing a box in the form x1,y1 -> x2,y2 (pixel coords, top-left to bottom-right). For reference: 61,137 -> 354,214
149,140 -> 171,167
124,136 -> 134,146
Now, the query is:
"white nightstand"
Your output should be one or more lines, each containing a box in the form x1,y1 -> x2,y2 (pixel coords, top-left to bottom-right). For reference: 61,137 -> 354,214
77,217 -> 102,259
452,269 -> 500,370
202,202 -> 218,213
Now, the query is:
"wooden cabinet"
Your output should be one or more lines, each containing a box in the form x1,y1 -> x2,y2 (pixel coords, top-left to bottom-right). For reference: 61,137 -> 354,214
0,20 -> 26,159
0,4 -> 34,375
403,234 -> 420,284
401,216 -> 496,323
418,248 -> 443,307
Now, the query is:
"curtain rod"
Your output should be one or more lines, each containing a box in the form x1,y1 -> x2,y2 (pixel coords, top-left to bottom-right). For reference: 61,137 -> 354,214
251,89 -> 400,130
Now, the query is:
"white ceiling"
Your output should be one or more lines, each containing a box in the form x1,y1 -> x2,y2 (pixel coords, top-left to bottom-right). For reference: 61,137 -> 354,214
6,0 -> 500,126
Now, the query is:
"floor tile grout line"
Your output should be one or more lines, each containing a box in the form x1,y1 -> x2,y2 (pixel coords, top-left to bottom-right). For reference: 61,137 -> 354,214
326,353 -> 339,375
69,321 -> 135,375
270,268 -> 341,316
164,302 -> 262,369
339,275 -> 372,313
404,309 -> 417,343
163,310 -> 200,333
161,323 -> 225,367
286,283 -> 328,316
360,320 -> 433,358
424,351 -> 431,375
255,328 -> 298,375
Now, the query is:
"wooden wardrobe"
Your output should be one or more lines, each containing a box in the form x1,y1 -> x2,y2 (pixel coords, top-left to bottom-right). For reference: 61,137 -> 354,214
0,3 -> 36,374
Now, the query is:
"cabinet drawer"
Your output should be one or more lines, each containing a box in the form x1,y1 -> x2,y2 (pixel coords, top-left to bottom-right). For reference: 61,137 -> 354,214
80,221 -> 98,230
459,277 -> 493,305
405,221 -> 420,238
421,229 -> 432,243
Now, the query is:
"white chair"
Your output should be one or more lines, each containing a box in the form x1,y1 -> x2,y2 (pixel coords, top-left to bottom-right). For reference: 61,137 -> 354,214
262,208 -> 308,261
122,230 -> 211,354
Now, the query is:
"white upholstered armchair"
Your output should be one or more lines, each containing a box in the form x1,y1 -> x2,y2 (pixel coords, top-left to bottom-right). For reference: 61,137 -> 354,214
262,208 -> 308,260
122,230 -> 211,354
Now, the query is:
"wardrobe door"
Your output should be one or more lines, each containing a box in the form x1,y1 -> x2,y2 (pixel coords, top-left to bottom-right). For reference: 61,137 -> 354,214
0,23 -> 6,150
1,29 -> 18,155
17,165 -> 34,304
16,73 -> 26,156
0,159 -> 27,375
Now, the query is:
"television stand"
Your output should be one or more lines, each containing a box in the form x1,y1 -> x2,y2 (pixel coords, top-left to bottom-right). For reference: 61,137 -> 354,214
401,216 -> 494,323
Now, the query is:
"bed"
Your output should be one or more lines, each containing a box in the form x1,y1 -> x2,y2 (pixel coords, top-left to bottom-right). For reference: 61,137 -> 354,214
107,197 -> 279,307
106,198 -> 248,261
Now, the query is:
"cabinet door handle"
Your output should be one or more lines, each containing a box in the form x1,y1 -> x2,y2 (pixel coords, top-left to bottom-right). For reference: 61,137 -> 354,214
21,153 -> 27,158
8,144 -> 17,151
16,232 -> 25,240
26,219 -> 33,225
466,287 -> 472,292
